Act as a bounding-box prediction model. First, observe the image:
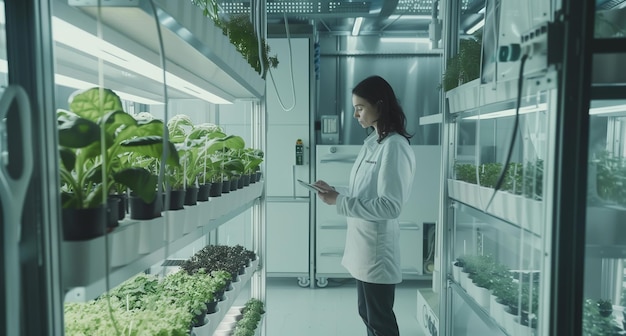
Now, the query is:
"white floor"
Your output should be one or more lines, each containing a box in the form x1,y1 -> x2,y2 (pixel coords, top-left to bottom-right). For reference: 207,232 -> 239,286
243,278 -> 432,336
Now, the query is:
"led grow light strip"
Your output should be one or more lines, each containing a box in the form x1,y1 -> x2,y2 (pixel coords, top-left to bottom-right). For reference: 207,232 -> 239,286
352,17 -> 363,36
0,59 -> 161,105
51,17 -> 232,105
464,103 -> 547,120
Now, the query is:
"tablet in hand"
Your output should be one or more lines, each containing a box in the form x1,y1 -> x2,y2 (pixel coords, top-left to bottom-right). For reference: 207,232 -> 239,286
297,179 -> 327,193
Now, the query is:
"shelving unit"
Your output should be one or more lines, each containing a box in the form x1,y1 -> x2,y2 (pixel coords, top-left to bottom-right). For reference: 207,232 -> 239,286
45,0 -> 269,334
53,0 -> 264,102
441,71 -> 555,335
63,182 -> 264,302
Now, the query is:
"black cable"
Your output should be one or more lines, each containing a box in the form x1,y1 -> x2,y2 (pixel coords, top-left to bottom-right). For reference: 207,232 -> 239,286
485,53 -> 529,211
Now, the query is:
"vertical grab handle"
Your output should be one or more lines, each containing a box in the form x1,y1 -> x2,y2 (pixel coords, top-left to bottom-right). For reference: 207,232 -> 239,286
0,85 -> 33,336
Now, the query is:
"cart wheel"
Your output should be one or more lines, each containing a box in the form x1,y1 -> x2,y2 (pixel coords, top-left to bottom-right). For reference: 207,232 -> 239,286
316,277 -> 328,288
297,277 -> 310,287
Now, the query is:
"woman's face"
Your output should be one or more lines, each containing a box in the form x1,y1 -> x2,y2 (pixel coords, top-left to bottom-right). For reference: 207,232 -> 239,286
352,94 -> 379,129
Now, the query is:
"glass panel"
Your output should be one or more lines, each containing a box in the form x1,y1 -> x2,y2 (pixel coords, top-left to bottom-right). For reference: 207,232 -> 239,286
0,0 -> 7,85
585,100 -> 626,335
595,5 -> 626,38
0,1 -> 7,332
449,89 -> 551,335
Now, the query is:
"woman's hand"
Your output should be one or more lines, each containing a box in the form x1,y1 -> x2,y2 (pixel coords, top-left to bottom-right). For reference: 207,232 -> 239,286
314,180 -> 338,205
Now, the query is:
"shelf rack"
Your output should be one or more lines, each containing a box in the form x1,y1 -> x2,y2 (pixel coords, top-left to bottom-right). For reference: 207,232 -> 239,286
55,0 -> 265,102
63,182 -> 264,302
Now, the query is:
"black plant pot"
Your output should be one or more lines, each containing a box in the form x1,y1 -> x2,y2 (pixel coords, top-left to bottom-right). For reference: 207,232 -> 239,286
106,197 -> 120,230
192,307 -> 208,327
242,174 -> 251,187
230,178 -> 239,191
237,177 -> 244,189
256,171 -> 262,181
206,300 -> 218,314
184,187 -> 199,206
110,194 -> 127,220
249,173 -> 257,184
209,182 -> 223,197
62,205 -> 107,241
221,180 -> 231,194
129,193 -> 163,220
167,189 -> 186,210
197,183 -> 211,201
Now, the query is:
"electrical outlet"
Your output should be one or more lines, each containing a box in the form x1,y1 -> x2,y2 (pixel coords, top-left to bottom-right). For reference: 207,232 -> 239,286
519,22 -> 563,76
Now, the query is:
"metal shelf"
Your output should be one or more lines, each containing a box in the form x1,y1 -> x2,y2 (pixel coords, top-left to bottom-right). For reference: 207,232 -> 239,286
56,0 -> 265,101
449,280 -> 511,336
63,182 -> 264,302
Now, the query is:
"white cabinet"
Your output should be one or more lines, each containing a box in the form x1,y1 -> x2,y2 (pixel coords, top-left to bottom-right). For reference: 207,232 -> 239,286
266,201 -> 310,276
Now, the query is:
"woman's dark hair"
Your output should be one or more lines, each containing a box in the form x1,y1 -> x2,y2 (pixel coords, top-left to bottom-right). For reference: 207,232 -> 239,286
352,75 -> 412,144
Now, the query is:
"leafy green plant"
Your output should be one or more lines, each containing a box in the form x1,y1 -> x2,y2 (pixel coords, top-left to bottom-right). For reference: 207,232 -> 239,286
238,148 -> 264,176
478,163 -> 502,188
234,297 -> 265,336
64,294 -> 192,335
455,163 -> 477,184
192,1 -> 279,78
583,298 -> 621,336
594,151 -> 626,206
158,269 -> 215,325
503,162 -> 524,195
106,273 -> 159,311
58,88 -> 178,209
442,33 -> 482,91
180,244 -> 255,280
523,159 -> 544,200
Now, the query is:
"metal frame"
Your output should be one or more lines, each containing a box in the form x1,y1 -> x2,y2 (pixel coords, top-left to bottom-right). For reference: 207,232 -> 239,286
549,1 -> 595,335
439,0 -> 461,335
2,1 -> 64,335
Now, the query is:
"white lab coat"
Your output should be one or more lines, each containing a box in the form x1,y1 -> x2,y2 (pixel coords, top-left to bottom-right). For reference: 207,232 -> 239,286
335,132 -> 416,284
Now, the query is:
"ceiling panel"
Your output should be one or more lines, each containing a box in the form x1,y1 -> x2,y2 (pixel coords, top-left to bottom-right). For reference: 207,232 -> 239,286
218,0 -> 486,36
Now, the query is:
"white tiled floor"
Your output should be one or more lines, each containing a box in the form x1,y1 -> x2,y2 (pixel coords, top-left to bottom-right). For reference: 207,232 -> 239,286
252,278 -> 432,336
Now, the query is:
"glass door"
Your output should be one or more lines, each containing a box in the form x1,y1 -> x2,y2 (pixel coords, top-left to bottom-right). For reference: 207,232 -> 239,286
1,0 -> 64,335
583,3 -> 626,329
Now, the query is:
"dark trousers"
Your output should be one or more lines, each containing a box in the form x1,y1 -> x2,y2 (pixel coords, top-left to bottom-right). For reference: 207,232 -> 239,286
356,280 -> 399,336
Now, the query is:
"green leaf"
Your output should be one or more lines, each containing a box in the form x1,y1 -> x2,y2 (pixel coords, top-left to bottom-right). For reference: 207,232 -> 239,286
57,111 -> 100,148
223,159 -> 245,173
69,87 -> 123,122
120,136 -> 180,166
114,168 -> 158,203
59,147 -> 76,172
223,135 -> 245,149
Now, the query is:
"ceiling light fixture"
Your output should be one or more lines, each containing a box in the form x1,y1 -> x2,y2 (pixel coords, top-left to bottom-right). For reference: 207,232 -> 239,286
51,17 -> 232,105
352,17 -> 363,36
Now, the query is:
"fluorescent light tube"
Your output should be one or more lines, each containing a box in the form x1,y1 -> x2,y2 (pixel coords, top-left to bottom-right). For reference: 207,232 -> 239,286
464,103 -> 548,120
55,74 -> 163,105
51,17 -> 232,105
379,37 -> 432,44
589,103 -> 626,115
0,59 -> 161,105
352,17 -> 363,36
466,18 -> 484,35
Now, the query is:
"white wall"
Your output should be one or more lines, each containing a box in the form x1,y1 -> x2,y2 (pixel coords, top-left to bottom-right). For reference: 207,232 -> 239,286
265,38 -> 311,197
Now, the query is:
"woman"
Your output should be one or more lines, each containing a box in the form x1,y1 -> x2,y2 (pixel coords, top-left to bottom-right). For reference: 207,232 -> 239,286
315,75 -> 416,336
